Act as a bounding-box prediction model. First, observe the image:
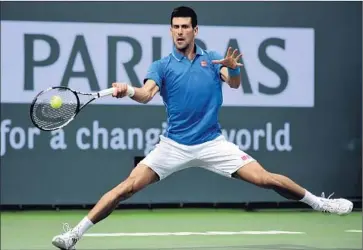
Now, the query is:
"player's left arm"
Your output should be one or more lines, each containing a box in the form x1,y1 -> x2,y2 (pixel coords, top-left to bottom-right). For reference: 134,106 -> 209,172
219,67 -> 241,89
211,47 -> 243,89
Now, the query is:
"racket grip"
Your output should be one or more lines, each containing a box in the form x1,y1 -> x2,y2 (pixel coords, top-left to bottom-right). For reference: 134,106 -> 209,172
98,85 -> 135,98
98,88 -> 115,97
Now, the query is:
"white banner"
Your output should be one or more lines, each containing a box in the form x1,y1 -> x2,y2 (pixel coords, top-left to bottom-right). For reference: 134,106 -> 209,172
1,21 -> 314,107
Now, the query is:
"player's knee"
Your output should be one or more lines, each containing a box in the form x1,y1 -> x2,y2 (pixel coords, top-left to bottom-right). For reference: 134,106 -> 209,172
113,177 -> 138,199
130,177 -> 147,194
254,172 -> 274,188
122,176 -> 147,196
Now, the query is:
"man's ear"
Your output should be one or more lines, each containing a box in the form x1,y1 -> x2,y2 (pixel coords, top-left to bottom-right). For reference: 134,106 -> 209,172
194,26 -> 199,36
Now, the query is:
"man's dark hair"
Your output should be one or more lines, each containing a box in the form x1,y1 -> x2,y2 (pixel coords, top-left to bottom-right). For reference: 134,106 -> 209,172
170,6 -> 198,28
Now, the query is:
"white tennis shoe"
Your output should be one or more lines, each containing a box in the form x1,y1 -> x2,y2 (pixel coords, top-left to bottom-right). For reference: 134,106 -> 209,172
52,223 -> 79,250
316,192 -> 354,215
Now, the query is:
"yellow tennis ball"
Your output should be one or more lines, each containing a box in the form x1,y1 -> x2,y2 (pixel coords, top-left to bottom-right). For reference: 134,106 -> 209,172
50,95 -> 62,109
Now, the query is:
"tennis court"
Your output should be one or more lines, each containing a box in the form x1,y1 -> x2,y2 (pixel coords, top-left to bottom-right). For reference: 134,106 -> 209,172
1,209 -> 361,250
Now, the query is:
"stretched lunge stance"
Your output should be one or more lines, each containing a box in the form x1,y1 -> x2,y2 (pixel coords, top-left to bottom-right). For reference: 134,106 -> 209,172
52,6 -> 353,250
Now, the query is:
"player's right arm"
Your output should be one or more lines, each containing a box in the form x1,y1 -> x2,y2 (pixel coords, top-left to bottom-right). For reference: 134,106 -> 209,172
112,80 -> 159,104
111,60 -> 163,104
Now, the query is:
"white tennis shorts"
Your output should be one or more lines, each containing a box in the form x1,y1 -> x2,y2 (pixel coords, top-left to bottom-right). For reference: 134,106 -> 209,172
140,135 -> 256,180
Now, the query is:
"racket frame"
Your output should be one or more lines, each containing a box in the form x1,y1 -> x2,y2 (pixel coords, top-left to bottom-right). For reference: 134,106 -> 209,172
29,86 -> 110,131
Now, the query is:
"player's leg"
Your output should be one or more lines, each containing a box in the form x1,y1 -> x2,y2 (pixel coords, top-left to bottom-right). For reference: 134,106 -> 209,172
198,135 -> 353,215
232,161 -> 353,214
52,135 -> 194,250
51,164 -> 158,250
81,136 -> 194,227
232,161 -> 306,201
87,164 -> 158,224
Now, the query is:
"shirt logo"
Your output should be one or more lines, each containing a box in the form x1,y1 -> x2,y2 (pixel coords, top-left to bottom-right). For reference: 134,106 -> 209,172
241,155 -> 250,161
200,60 -> 208,67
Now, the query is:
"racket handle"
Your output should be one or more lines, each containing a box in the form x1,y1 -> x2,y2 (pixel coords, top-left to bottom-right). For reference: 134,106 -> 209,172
98,88 -> 115,97
98,85 -> 135,98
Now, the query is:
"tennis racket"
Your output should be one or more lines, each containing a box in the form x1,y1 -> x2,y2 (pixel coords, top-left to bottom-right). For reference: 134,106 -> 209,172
29,86 -> 134,131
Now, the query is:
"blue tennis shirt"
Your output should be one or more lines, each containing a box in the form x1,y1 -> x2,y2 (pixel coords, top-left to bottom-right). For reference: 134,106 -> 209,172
144,45 -> 225,145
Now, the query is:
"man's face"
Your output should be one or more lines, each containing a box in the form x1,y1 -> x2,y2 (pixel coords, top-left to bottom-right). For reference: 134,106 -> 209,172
170,17 -> 198,51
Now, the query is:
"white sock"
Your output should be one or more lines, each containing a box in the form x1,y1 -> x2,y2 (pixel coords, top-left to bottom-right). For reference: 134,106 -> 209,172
72,216 -> 94,236
300,190 -> 323,209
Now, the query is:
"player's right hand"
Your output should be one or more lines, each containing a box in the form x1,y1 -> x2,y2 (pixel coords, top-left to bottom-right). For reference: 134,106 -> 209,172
112,82 -> 129,98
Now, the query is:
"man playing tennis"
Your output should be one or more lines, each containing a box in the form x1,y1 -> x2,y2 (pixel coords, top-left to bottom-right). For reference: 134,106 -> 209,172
52,6 -> 353,250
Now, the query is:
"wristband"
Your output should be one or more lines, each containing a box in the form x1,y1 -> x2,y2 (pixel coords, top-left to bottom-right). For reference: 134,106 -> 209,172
228,67 -> 241,77
126,85 -> 135,97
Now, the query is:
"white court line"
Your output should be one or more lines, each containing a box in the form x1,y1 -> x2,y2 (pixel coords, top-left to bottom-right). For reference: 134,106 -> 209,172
84,231 -> 306,237
345,230 -> 362,233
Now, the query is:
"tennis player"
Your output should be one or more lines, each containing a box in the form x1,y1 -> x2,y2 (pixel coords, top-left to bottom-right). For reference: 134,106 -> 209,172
52,6 -> 353,250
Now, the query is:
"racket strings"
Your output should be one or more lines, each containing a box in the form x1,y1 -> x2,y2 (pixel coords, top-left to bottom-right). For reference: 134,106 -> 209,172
31,89 -> 79,130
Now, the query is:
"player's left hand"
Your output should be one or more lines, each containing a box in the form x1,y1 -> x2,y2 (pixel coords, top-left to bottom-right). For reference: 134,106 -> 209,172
212,47 -> 243,69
